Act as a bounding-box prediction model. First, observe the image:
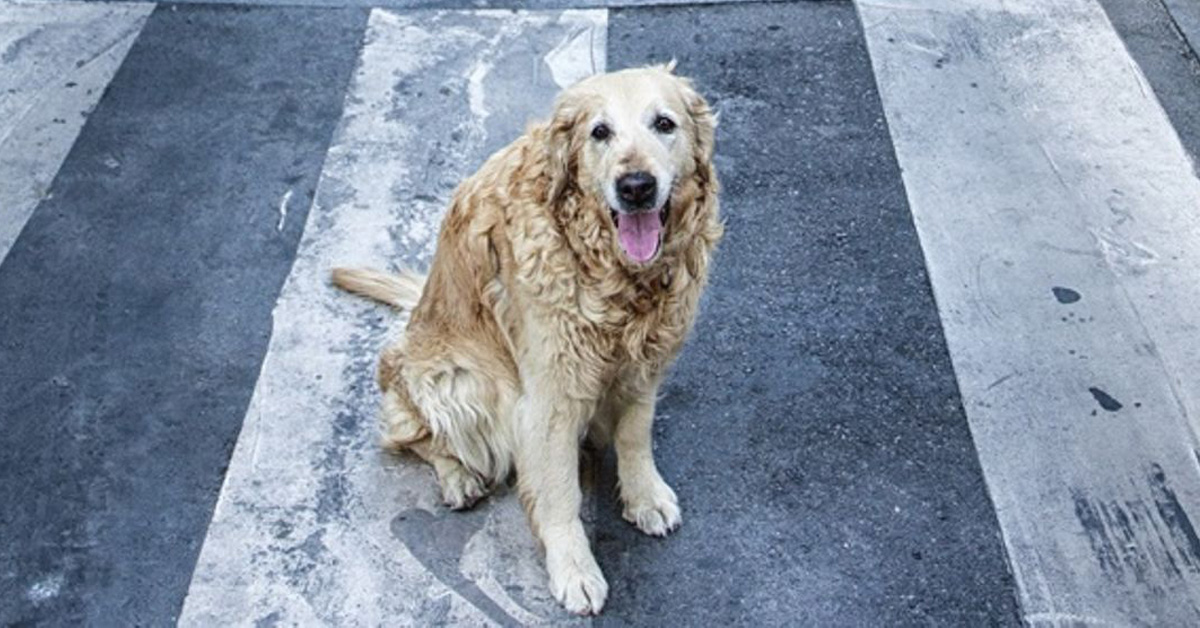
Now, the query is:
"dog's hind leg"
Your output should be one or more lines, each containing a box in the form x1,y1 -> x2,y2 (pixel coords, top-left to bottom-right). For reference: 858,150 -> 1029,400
408,437 -> 489,510
380,386 -> 488,510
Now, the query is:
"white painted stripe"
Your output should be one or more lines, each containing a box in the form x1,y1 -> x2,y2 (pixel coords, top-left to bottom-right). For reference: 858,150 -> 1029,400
179,9 -> 605,626
858,0 -> 1200,624
0,0 -> 152,265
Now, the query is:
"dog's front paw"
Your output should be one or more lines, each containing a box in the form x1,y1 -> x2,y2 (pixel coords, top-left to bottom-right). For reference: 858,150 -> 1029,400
621,479 -> 681,537
547,547 -> 608,615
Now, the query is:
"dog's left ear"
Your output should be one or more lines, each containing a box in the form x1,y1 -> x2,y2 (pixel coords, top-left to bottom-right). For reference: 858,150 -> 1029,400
680,78 -> 717,182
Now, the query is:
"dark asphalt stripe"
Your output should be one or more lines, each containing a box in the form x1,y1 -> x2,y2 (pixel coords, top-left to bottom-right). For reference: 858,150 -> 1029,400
597,3 -> 1020,624
0,5 -> 366,624
1099,0 -> 1200,171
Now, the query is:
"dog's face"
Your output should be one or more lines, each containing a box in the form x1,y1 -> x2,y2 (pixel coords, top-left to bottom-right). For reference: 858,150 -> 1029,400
547,65 -> 715,266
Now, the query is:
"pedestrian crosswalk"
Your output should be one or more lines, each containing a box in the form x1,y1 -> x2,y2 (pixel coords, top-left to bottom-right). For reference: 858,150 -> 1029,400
2,0 -> 1200,625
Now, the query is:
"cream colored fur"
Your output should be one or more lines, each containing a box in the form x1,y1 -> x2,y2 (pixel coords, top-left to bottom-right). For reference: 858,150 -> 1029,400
332,65 -> 721,615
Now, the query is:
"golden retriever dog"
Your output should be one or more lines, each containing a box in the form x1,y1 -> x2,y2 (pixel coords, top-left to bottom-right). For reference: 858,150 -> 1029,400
332,63 -> 721,615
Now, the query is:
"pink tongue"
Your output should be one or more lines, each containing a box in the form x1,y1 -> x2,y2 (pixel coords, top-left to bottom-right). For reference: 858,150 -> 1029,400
616,211 -> 662,263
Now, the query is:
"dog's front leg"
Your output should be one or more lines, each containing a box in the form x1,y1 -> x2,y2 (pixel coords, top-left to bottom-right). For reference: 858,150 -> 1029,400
615,391 -> 682,536
514,381 -> 607,615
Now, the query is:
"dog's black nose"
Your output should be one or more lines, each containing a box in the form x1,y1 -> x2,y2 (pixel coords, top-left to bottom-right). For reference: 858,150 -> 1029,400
616,172 -> 657,208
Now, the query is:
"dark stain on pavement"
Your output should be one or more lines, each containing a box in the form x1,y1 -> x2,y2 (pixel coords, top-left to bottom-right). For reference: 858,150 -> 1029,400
1089,387 -> 1123,412
1052,286 -> 1082,304
1072,464 -> 1200,582
1149,464 -> 1200,566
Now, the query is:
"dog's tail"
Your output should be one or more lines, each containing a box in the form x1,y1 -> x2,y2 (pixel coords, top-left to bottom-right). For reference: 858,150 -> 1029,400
331,267 -> 426,311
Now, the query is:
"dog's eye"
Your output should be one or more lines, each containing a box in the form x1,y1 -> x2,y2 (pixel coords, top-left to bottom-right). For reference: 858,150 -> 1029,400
591,123 -> 612,141
653,115 -> 676,134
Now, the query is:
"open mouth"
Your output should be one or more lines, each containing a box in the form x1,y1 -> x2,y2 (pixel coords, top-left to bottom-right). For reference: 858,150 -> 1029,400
609,201 -> 669,264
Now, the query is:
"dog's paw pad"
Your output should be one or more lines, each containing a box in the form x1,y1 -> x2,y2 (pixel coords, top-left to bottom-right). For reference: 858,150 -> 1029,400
550,559 -> 608,615
440,467 -> 487,510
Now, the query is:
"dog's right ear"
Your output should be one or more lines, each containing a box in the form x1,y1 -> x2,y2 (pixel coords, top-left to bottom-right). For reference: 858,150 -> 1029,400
544,92 -> 587,207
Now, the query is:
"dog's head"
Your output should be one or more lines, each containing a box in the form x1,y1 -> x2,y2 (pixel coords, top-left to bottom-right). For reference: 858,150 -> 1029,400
545,63 -> 716,267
